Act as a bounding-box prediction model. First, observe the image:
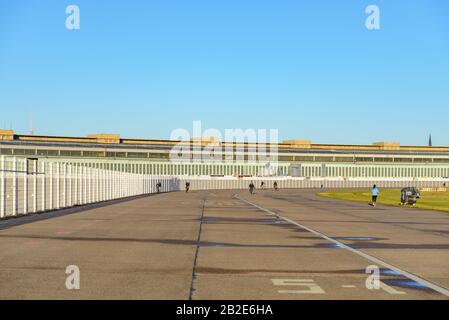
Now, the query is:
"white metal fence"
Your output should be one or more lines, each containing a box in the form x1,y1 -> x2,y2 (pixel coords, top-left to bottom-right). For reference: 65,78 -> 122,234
0,156 -> 180,219
1,155 -> 448,219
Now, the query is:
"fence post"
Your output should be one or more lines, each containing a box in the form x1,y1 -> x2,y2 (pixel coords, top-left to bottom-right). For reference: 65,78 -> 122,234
74,164 -> 79,205
129,172 -> 132,196
110,168 -> 113,200
109,167 -> 113,200
88,166 -> 92,204
123,166 -> 126,197
146,174 -> 149,193
117,169 -> 120,198
12,157 -> 17,216
62,163 -> 67,208
68,164 -> 72,207
123,168 -> 126,197
33,159 -> 37,213
49,162 -> 54,209
106,166 -> 109,200
95,167 -> 99,202
93,167 -> 97,202
102,166 -> 105,201
23,158 -> 28,215
41,161 -> 46,211
90,165 -> 93,203
79,164 -> 82,204
0,156 -> 5,218
99,166 -> 103,201
56,162 -> 60,209
91,166 -> 95,203
127,172 -> 130,197
119,170 -> 122,198
85,165 -> 89,204
121,170 -> 124,198
85,165 -> 88,204
98,166 -> 102,201
84,164 -> 87,204
102,166 -> 106,201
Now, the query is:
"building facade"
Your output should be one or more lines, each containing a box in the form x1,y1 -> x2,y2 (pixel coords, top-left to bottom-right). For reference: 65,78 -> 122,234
1,130 -> 449,179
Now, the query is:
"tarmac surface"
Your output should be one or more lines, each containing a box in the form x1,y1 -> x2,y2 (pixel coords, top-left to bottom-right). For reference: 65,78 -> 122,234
0,189 -> 449,300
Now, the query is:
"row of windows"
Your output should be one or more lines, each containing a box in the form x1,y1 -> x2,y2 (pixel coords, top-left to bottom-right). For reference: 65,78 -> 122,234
64,161 -> 290,176
0,148 -> 170,159
2,147 -> 449,164
56,161 -> 449,178
301,165 -> 449,178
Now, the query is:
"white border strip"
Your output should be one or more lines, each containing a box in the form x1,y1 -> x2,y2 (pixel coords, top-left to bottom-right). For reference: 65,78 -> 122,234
235,195 -> 449,298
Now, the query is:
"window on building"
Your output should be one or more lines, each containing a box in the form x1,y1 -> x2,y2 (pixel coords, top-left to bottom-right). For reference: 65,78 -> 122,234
334,157 -> 354,162
413,158 -> 431,163
115,152 -> 127,158
148,153 -> 169,159
374,157 -> 393,162
314,156 -> 333,162
127,152 -> 147,158
394,158 -> 412,163
433,158 -> 449,163
278,156 -> 294,161
294,156 -> 314,162
83,151 -> 105,157
0,148 -> 13,155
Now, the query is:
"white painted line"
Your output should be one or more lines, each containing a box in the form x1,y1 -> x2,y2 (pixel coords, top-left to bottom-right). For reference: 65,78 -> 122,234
235,195 -> 449,298
272,279 -> 325,294
380,282 -> 406,295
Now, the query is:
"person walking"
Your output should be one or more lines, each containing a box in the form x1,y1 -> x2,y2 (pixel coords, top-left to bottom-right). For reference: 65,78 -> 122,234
185,181 -> 190,193
371,184 -> 380,207
273,181 -> 278,191
249,182 -> 255,194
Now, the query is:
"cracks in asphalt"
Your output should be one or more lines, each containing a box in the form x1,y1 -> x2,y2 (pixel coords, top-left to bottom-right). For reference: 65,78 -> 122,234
188,197 -> 207,300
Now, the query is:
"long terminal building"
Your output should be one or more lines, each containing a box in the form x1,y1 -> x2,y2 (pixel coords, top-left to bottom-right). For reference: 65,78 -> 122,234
1,129 -> 449,179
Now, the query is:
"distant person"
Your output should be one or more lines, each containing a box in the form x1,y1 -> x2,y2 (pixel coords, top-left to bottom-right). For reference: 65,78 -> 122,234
371,184 -> 380,207
156,182 -> 161,193
260,181 -> 265,189
249,182 -> 255,194
273,181 -> 279,191
185,181 -> 190,193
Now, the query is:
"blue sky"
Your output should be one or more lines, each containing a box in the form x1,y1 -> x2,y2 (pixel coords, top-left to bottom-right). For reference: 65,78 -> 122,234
0,0 -> 448,145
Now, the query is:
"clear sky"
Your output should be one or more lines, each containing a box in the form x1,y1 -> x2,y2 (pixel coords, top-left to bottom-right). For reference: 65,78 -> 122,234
0,0 -> 448,145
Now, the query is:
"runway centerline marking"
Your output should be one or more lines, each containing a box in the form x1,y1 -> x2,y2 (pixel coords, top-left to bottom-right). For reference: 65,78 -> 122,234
235,194 -> 449,298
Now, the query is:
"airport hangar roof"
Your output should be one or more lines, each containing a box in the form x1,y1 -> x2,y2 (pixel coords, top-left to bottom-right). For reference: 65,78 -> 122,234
1,129 -> 449,156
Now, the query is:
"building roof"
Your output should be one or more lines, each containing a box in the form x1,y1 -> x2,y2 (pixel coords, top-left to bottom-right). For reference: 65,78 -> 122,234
1,129 -> 449,153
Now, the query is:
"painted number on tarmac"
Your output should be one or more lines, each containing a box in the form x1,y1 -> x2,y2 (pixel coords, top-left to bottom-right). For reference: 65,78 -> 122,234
272,279 -> 325,294
272,279 -> 406,296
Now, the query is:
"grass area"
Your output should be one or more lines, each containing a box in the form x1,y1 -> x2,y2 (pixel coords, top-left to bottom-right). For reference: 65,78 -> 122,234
318,189 -> 449,213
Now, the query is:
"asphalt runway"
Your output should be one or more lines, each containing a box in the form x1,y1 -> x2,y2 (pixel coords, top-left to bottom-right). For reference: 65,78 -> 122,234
0,189 -> 448,300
